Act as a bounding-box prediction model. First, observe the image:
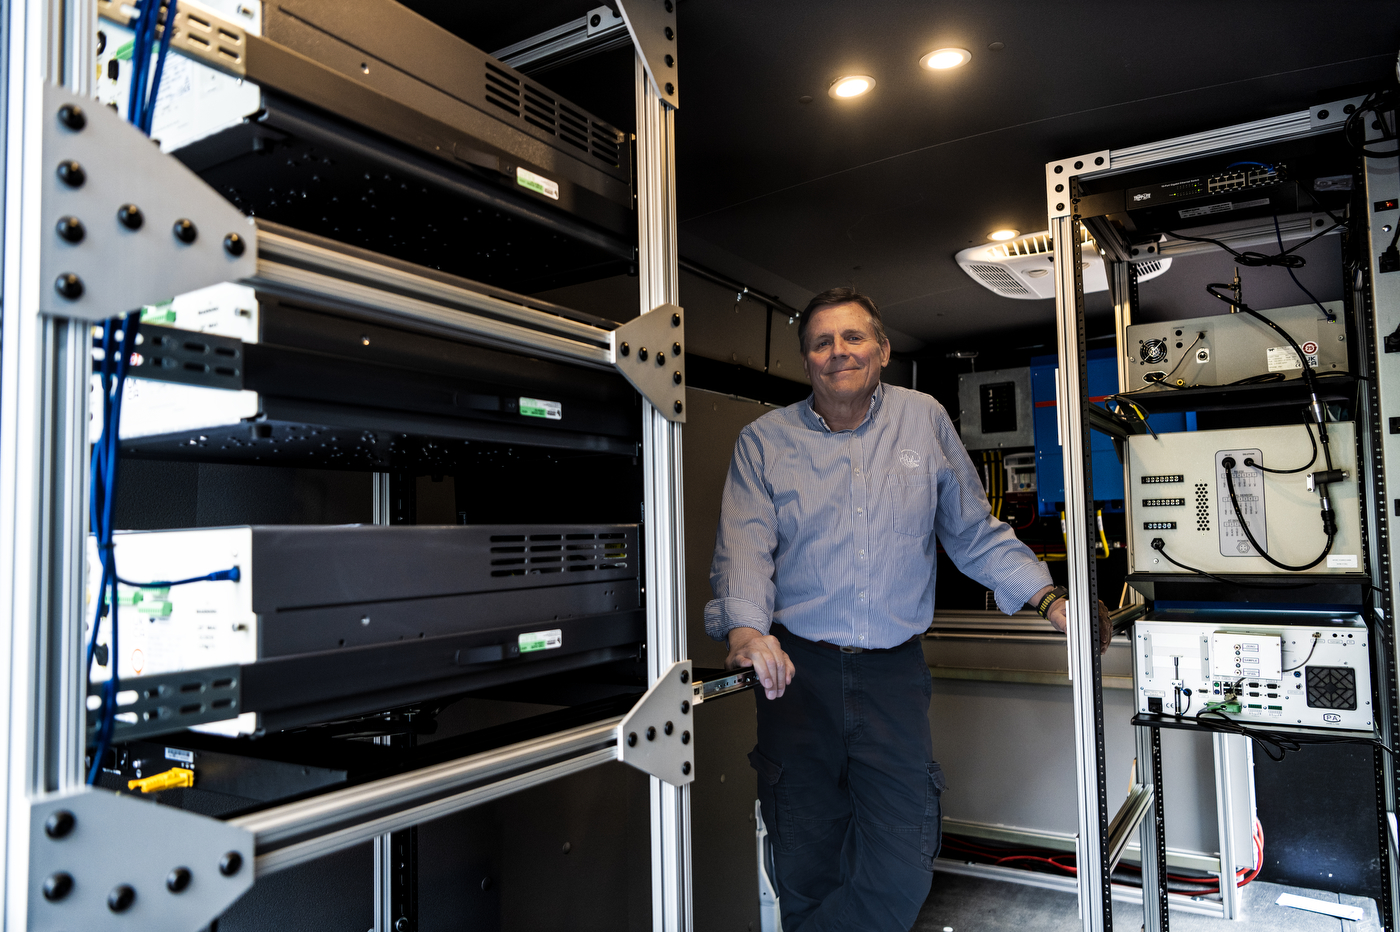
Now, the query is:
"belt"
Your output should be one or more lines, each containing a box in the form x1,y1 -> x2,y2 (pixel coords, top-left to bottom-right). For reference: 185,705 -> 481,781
774,623 -> 921,654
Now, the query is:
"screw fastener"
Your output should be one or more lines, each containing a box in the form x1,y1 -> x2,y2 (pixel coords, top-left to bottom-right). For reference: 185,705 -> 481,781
673,371 -> 682,384
166,867 -> 192,893
56,160 -> 85,187
42,873 -> 73,901
681,730 -> 691,744
56,216 -> 85,243
639,347 -> 649,361
682,761 -> 691,775
117,204 -> 144,230
44,810 -> 76,838
55,273 -> 84,299
646,726 -> 657,741
219,851 -> 243,876
57,104 -> 86,130
107,884 -> 136,913
172,218 -> 197,243
223,232 -> 246,257
671,313 -> 680,327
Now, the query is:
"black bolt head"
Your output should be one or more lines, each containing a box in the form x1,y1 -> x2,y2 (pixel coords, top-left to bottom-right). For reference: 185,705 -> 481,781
1094,156 -> 1105,165
673,401 -> 683,414
665,0 -> 673,10
172,218 -> 197,243
664,721 -> 674,735
42,872 -> 73,901
646,726 -> 657,741
58,104 -> 86,130
218,851 -> 243,876
1073,160 -> 1083,170
1054,183 -> 1064,193
56,160 -> 85,187
680,699 -> 690,714
665,54 -> 674,67
1318,109 -> 1330,121
166,867 -> 191,892
681,730 -> 691,744
671,313 -> 680,327
620,341 -> 630,356
54,273 -> 83,300
394,918 -> 411,932
117,204 -> 144,230
627,731 -> 637,746
656,352 -> 665,366
673,371 -> 682,385
681,761 -> 691,775
672,342 -> 681,356
664,26 -> 674,40
1055,202 -> 1064,212
1343,103 -> 1356,114
590,13 -> 601,26
679,669 -> 689,684
665,82 -> 675,95
56,216 -> 85,243
44,810 -> 75,838
223,232 -> 246,257
107,883 -> 136,913
639,347 -> 649,361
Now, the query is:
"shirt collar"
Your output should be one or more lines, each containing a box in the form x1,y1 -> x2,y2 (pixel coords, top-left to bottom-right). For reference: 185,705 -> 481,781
802,382 -> 884,433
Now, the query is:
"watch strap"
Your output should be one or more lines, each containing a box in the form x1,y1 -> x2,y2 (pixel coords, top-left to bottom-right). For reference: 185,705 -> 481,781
1034,586 -> 1069,619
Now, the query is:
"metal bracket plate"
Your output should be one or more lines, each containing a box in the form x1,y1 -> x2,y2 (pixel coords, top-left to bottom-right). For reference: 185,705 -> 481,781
616,0 -> 679,108
617,660 -> 695,786
42,85 -> 256,321
1046,150 -> 1112,219
29,787 -> 254,932
87,664 -> 242,743
611,303 -> 686,422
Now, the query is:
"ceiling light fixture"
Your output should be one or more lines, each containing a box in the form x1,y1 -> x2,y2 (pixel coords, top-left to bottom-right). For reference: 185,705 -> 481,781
988,229 -> 1018,241
828,75 -> 875,99
922,47 -> 971,70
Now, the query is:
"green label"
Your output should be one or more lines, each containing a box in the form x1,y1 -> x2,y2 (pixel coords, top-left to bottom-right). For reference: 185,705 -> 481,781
519,397 -> 562,420
516,167 -> 560,201
519,629 -> 563,653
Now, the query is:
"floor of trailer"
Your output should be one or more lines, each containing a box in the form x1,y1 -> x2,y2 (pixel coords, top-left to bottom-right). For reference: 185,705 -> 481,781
915,872 -> 1381,931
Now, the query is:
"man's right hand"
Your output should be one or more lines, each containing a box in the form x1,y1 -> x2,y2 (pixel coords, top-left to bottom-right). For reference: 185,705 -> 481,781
725,627 -> 795,700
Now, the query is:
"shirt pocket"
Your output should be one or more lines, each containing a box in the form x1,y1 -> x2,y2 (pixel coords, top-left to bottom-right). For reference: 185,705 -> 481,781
890,474 -> 936,538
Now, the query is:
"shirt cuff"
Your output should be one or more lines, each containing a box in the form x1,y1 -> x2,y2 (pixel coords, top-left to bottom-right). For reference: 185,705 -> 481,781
703,597 -> 771,642
993,562 -> 1055,616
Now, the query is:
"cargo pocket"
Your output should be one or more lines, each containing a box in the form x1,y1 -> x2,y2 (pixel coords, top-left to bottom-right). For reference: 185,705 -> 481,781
749,747 -> 787,851
890,475 -> 936,537
920,761 -> 948,869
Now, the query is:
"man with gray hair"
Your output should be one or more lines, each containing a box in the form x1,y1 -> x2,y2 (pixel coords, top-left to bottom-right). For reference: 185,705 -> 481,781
705,287 -> 1104,931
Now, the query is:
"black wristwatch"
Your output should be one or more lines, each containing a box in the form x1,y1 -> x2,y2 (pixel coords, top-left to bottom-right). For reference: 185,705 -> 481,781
1032,586 -> 1069,619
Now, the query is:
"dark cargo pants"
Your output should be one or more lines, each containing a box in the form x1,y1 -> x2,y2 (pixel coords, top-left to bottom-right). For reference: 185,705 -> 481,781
749,624 -> 944,932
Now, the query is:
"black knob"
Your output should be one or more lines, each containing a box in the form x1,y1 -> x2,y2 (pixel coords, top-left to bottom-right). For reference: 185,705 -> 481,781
680,699 -> 690,714
672,342 -> 681,356
681,730 -> 691,744
56,216 -> 84,243
117,204 -> 144,230
656,352 -> 665,366
166,867 -> 191,892
681,761 -> 691,775
44,810 -> 75,838
639,347 -> 648,361
54,273 -> 83,300
627,731 -> 637,746
42,873 -> 73,901
172,218 -> 197,243
646,726 -> 657,741
673,371 -> 682,385
664,721 -> 674,735
219,851 -> 243,876
665,82 -> 675,95
107,884 -> 136,913
56,160 -> 85,187
223,232 -> 246,256
620,341 -> 630,356
673,401 -> 683,415
679,670 -> 689,684
671,313 -> 680,327
58,104 -> 86,130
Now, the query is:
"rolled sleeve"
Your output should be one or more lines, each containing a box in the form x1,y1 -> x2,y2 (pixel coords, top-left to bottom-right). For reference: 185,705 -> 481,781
703,596 -> 772,641
705,427 -> 779,641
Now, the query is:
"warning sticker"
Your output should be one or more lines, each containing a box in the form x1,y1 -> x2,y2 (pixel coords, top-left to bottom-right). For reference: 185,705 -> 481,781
519,397 -> 562,420
1178,197 -> 1270,219
1326,554 -> 1359,569
1266,346 -> 1319,371
516,167 -> 560,200
519,629 -> 563,653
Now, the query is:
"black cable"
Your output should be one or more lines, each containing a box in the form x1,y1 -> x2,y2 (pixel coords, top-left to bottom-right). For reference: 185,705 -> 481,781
1221,460 -> 1332,571
1161,221 -> 1342,270
1273,212 -> 1337,322
1190,709 -> 1396,762
1155,332 -> 1203,389
1148,538 -> 1315,589
1281,633 -> 1321,673
1243,416 -> 1316,475
1342,90 -> 1398,159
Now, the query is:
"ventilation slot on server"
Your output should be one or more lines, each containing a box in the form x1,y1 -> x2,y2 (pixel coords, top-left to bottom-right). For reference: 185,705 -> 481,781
489,532 -> 627,576
590,124 -> 623,167
1195,482 -> 1210,531
484,63 -> 522,116
1305,666 -> 1358,711
522,84 -> 559,136
967,263 -> 1030,297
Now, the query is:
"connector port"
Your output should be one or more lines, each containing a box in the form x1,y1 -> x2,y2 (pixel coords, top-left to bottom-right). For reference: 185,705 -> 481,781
1147,696 -> 1163,714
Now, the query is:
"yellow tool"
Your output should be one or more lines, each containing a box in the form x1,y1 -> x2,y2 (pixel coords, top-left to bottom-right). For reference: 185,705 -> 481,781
127,766 -> 194,793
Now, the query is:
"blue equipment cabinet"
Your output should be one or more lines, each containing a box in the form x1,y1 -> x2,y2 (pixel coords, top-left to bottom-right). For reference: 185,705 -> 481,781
1030,348 -> 1191,516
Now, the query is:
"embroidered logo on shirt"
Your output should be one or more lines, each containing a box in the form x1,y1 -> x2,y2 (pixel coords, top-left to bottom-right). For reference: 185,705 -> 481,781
899,449 -> 922,469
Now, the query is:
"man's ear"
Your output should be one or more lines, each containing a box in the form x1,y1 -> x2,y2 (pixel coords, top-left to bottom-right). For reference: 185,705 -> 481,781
880,340 -> 891,367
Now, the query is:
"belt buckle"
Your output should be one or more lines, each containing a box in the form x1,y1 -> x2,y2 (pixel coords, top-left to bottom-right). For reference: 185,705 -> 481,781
839,645 -> 861,654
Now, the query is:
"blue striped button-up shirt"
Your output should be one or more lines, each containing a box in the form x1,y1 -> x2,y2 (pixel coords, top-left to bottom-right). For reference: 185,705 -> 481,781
705,383 -> 1052,649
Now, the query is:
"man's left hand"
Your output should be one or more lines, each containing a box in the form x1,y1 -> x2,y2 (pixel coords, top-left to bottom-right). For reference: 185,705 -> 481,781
1045,597 -> 1113,654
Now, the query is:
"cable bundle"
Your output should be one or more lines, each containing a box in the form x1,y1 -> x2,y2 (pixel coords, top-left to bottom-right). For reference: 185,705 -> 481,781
126,0 -> 179,135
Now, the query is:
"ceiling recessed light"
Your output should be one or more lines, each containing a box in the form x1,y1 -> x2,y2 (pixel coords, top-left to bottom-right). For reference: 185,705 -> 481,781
829,75 -> 875,99
988,229 -> 1018,241
922,47 -> 971,70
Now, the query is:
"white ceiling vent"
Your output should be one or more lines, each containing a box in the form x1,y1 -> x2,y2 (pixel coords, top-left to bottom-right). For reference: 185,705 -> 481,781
955,230 -> 1170,300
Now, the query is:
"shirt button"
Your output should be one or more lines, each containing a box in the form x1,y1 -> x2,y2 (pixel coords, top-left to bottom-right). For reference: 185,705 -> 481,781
856,507 -> 864,515
858,549 -> 866,557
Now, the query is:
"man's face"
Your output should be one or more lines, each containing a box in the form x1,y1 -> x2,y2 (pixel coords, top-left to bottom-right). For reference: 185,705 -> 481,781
801,302 -> 891,411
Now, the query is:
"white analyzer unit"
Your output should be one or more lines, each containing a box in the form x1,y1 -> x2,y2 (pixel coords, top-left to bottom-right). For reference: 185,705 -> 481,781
1135,617 -> 1372,732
